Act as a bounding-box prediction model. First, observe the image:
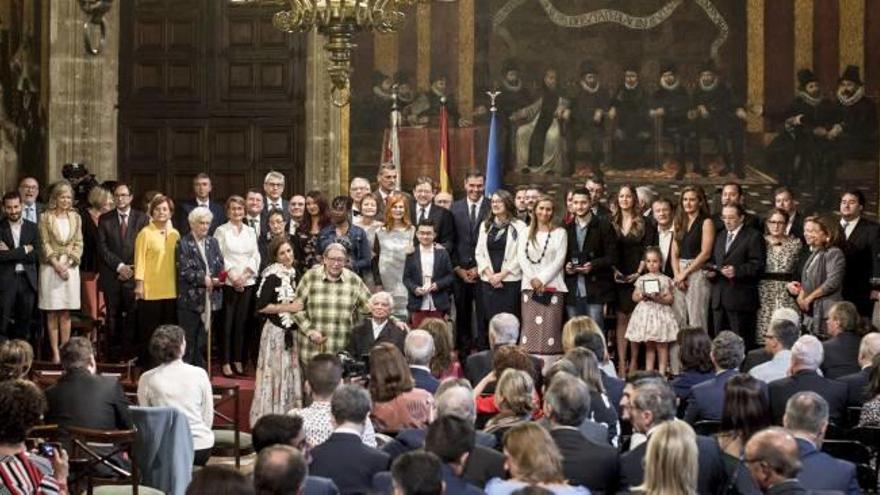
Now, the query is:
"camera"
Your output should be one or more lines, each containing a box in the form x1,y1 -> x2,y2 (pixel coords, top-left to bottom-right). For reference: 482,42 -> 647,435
37,442 -> 59,457
62,162 -> 99,207
337,351 -> 369,380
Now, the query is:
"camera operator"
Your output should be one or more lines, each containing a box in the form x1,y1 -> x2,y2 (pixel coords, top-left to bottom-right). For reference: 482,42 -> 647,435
62,163 -> 99,210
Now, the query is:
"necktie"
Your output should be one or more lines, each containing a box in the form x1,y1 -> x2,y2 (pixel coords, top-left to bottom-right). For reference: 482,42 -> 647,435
120,213 -> 128,238
26,206 -> 34,222
725,231 -> 735,253
249,218 -> 256,230
842,221 -> 850,239
469,203 -> 476,226
419,207 -> 427,223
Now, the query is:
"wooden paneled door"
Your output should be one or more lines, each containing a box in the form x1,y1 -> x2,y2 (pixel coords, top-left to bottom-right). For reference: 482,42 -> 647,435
118,0 -> 304,203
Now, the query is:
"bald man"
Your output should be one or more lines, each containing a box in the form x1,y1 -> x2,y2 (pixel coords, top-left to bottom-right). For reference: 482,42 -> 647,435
745,427 -> 804,494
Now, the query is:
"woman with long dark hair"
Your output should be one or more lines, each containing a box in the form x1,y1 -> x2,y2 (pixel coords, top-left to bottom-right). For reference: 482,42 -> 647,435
670,185 -> 715,331
476,189 -> 527,327
670,327 -> 715,401
295,190 -> 331,272
715,374 -> 769,495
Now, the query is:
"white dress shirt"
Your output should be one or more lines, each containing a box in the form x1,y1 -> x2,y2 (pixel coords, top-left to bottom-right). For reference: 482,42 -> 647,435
749,350 -> 793,383
9,218 -> 24,272
415,203 -> 432,223
657,226 -> 674,268
137,359 -> 215,450
214,222 -> 260,285
841,217 -> 860,240
371,318 -> 388,340
419,245 -> 435,310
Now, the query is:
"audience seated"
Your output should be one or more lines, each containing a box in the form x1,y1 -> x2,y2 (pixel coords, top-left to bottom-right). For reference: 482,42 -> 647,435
562,347 -> 620,445
543,373 -> 620,493
404,330 -> 440,394
45,337 -> 132,433
369,343 -> 435,433
564,316 -> 618,379
0,339 -> 33,381
418,317 -> 462,379
475,345 -> 539,417
540,360 -> 609,445
714,374 -> 769,494
466,313 -> 543,395
741,308 -> 801,374
744,427 -> 807,495
750,320 -> 800,383
782,391 -> 859,493
821,301 -> 864,379
250,414 -> 340,495
309,384 -> 390,493
253,445 -> 310,495
485,423 -> 589,495
288,354 -> 377,447
186,465 -> 254,495
857,355 -> 880,427
390,451 -> 443,495
768,335 -> 847,426
137,324 -> 215,466
423,415 -> 485,495
346,291 -> 406,358
841,332 -> 880,407
633,421 -> 699,495
483,369 -> 536,446
620,379 -> 727,493
669,327 -> 714,401
572,329 -> 624,410
684,331 -> 746,424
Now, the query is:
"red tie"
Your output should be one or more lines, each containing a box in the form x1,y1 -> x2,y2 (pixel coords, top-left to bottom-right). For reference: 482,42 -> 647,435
120,213 -> 128,238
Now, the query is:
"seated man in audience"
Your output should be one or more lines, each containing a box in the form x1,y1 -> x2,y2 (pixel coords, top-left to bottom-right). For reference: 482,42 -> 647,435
768,335 -> 848,425
391,451 -> 444,495
840,332 -> 880,407
405,330 -> 439,394
750,319 -> 800,383
251,414 -> 339,495
821,301 -> 863,379
684,331 -> 745,424
539,361 -> 609,445
288,354 -> 377,448
783,391 -> 859,494
574,331 -> 624,410
544,373 -> 619,493
347,292 -> 407,358
742,308 -> 801,373
744,427 -> 807,495
309,384 -> 390,494
45,337 -> 132,433
423,416 -> 484,495
620,379 -> 727,493
253,445 -> 312,495
465,313 -> 543,393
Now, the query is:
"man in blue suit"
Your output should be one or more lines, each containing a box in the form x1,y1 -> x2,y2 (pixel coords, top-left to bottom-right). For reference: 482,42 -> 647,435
783,391 -> 860,495
684,330 -> 746,424
423,416 -> 484,495
405,330 -> 439,394
174,173 -> 226,235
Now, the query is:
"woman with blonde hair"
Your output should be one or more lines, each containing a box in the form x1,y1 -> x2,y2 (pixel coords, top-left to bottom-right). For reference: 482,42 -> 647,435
483,368 -> 535,446
0,340 -> 34,381
485,422 -> 588,495
80,185 -> 114,324
38,180 -> 83,363
633,420 -> 698,495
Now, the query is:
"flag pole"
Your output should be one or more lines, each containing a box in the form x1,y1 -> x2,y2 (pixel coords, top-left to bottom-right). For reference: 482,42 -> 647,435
438,97 -> 451,193
485,90 -> 502,196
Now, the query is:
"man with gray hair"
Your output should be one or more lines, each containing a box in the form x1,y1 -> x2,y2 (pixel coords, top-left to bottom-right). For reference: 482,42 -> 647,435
309,384 -> 390,494
621,379 -> 727,493
544,373 -> 620,493
262,170 -> 289,219
405,329 -> 439,394
840,332 -> 880,406
293,243 -> 372,363
782,392 -> 859,493
464,313 -> 543,390
768,335 -> 848,425
685,330 -> 746,424
347,291 -> 407,357
750,319 -> 801,383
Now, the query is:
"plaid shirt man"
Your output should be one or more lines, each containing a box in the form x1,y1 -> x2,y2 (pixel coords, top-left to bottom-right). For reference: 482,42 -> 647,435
293,264 -> 371,363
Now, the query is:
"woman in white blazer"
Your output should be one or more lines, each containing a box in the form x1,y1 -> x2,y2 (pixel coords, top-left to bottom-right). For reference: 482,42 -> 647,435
475,190 -> 528,331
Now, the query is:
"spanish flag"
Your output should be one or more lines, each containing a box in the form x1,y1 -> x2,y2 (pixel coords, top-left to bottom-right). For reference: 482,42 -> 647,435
438,101 -> 451,193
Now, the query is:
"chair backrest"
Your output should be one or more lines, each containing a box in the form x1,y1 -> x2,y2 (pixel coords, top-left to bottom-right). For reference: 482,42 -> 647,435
211,383 -> 242,468
129,406 -> 193,495
693,420 -> 722,437
96,359 -> 138,384
66,425 -> 138,495
30,361 -> 64,387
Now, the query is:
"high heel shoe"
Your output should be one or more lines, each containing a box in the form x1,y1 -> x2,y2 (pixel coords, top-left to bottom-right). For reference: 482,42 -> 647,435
232,362 -> 246,376
221,364 -> 235,378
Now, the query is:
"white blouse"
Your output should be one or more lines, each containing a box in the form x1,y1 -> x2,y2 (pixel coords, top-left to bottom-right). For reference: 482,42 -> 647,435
214,222 -> 260,286
517,227 -> 568,292
137,359 -> 215,450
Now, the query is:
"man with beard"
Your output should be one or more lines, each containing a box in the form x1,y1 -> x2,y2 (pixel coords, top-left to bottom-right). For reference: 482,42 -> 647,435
569,61 -> 611,177
765,69 -> 839,204
0,192 -> 39,341
512,68 -> 570,174
690,60 -> 749,179
495,59 -> 532,174
609,64 -> 651,170
407,74 -> 468,128
834,65 -> 878,159
649,62 -> 693,177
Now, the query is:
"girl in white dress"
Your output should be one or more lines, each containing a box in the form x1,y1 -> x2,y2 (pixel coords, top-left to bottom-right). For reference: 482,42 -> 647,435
626,247 -> 679,376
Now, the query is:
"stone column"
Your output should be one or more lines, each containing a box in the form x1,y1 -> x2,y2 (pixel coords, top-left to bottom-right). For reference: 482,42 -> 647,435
45,0 -> 119,183
303,30 -> 346,196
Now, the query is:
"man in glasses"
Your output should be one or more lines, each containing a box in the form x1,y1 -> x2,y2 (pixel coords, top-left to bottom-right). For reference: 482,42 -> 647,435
749,319 -> 800,383
744,427 -> 804,494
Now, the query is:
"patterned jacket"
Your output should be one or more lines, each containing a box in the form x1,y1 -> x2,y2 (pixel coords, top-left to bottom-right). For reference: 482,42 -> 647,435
176,232 -> 225,313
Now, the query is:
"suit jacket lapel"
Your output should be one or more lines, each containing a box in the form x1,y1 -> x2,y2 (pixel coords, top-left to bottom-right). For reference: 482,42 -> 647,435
412,248 -> 423,282
0,222 -> 12,248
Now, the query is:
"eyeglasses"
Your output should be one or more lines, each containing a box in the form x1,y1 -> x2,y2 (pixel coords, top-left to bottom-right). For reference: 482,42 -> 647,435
767,220 -> 786,225
266,182 -> 284,188
326,257 -> 347,264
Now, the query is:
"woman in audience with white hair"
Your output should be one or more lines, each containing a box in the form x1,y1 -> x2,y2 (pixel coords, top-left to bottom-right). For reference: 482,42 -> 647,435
369,343 -> 435,433
483,368 -> 536,447
632,420 -> 699,495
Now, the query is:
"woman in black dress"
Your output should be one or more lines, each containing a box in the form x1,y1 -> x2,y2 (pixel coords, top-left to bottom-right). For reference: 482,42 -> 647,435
294,190 -> 330,273
475,190 -> 528,330
670,186 -> 715,330
611,185 -> 656,375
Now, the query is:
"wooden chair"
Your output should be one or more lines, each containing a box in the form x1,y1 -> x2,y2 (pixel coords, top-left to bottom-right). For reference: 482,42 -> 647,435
30,361 -> 64,387
96,358 -> 138,385
210,383 -> 253,469
66,425 -> 162,495
821,439 -> 876,491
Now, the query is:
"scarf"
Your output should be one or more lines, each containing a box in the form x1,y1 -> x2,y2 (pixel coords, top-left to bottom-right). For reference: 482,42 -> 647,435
660,77 -> 681,91
837,85 -> 865,107
798,91 -> 823,107
580,80 -> 601,94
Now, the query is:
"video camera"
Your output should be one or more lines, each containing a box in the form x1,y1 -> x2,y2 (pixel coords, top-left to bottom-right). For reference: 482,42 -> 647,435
337,351 -> 370,381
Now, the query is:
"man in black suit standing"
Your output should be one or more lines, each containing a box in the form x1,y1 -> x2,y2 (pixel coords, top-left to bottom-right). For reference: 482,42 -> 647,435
45,338 -> 132,432
410,177 -> 455,253
839,332 -> 880,407
405,330 -> 439,394
375,163 -> 408,216
839,189 -> 879,319
711,182 -> 762,233
708,203 -> 765,349
309,384 -> 390,493
545,373 -> 620,494
245,188 -> 268,239
652,197 -> 676,278
98,183 -> 149,360
620,379 -> 727,493
0,192 -> 39,341
347,291 -> 407,358
773,186 -> 804,241
174,173 -> 226,235
262,171 -> 290,222
450,172 -> 489,353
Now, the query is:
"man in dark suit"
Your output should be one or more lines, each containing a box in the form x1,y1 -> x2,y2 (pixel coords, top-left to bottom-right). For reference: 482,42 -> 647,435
585,178 -> 612,219
0,192 -> 39,341
374,163 -> 406,216
464,313 -> 544,394
774,186 -> 804,241
403,220 -> 455,326
17,176 -> 43,224
309,384 -> 390,494
254,444 -> 338,495
245,189 -> 268,238
783,391 -> 860,494
768,335 -> 848,425
98,183 -> 149,360
347,291 -> 407,358
423,416 -> 485,495
685,331 -> 746,424
564,188 -> 618,324
405,330 -> 439,394
410,177 -> 455,253
651,197 -> 676,277
262,170 -> 290,222
545,373 -> 620,494
450,172 -> 490,353
709,203 -> 766,350
711,182 -> 762,233
839,332 -> 880,407
839,190 -> 880,319
821,302 -> 863,379
174,173 -> 226,236
620,380 -> 728,493
45,338 -> 132,433
745,427 -> 810,495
